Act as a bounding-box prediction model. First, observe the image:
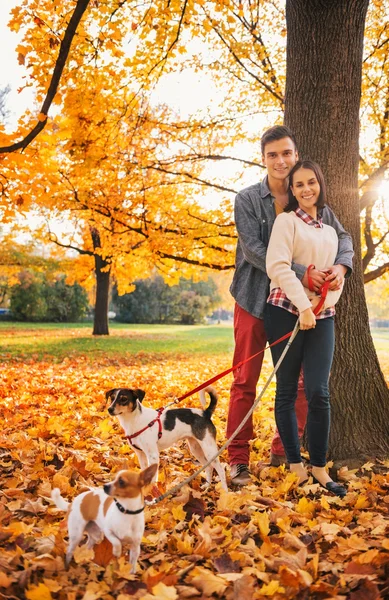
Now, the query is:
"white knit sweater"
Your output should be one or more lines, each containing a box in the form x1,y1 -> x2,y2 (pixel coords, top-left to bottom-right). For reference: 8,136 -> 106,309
266,211 -> 343,313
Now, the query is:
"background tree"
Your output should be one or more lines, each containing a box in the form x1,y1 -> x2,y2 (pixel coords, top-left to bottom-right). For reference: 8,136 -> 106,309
0,234 -> 65,307
10,271 -> 89,322
113,275 -> 220,324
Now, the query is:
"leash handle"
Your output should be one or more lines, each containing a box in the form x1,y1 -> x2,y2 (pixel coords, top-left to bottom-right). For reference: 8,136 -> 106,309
307,264 -> 316,292
313,281 -> 330,315
307,264 -> 330,315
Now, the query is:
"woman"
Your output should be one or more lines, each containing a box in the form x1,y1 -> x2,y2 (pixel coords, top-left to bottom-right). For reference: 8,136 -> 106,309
265,160 -> 346,497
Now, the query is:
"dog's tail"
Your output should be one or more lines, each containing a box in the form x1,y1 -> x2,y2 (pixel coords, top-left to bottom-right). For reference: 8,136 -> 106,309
199,386 -> 218,418
51,488 -> 70,512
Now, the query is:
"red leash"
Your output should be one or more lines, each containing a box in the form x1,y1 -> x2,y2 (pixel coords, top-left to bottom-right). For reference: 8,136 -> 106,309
125,271 -> 330,446
307,264 -> 330,315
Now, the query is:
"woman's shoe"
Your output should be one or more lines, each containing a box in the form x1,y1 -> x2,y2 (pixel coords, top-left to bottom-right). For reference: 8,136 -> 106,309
312,477 -> 346,498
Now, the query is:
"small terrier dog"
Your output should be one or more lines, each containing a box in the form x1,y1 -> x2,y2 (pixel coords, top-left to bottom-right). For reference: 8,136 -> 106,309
51,464 -> 157,572
106,386 -> 227,490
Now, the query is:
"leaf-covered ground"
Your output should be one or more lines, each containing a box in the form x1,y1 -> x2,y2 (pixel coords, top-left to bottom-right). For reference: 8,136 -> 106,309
0,328 -> 388,600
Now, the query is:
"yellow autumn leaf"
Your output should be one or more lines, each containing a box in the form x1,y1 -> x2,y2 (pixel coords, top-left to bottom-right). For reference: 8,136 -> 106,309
151,582 -> 178,599
114,556 -> 137,580
260,580 -> 285,596
354,494 -> 370,509
73,545 -> 95,564
42,579 -> 62,593
252,511 -> 270,538
347,535 -> 370,551
0,572 -> 12,588
277,471 -> 297,493
191,567 -> 228,595
7,521 -> 34,536
171,504 -> 186,521
175,533 -> 194,554
382,539 -> 389,550
25,583 -> 52,600
357,549 -> 379,563
296,497 -> 316,517
38,112 -> 47,122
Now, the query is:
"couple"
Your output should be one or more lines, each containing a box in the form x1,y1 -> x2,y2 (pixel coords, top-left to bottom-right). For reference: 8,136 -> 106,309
228,126 -> 353,498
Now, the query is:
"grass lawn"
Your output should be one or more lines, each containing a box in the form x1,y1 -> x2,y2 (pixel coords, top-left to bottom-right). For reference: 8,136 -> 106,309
0,322 -> 388,378
0,322 -> 235,361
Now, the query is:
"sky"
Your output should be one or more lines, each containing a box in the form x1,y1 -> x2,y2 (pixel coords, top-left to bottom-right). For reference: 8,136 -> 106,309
0,0 -> 222,128
0,1 -> 36,128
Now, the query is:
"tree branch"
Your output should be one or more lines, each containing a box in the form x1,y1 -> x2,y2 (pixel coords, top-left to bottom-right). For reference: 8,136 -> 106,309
156,250 -> 234,270
364,262 -> 389,283
146,165 -> 238,194
0,0 -> 91,154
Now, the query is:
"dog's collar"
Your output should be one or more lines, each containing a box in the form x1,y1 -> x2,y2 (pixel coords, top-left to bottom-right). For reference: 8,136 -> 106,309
114,498 -> 145,515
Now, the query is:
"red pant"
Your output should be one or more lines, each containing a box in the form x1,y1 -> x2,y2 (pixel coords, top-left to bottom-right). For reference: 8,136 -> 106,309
227,303 -> 308,465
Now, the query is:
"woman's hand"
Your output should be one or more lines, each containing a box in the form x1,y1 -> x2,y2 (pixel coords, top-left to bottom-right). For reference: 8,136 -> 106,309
299,307 -> 316,330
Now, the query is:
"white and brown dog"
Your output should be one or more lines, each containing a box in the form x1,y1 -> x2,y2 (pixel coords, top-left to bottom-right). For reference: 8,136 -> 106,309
106,386 -> 227,490
51,464 -> 157,572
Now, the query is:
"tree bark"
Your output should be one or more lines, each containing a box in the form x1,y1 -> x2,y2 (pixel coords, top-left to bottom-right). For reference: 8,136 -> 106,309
90,228 -> 110,336
284,0 -> 389,461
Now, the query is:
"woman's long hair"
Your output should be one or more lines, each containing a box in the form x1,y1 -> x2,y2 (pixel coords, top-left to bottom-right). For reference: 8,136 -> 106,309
285,160 -> 327,212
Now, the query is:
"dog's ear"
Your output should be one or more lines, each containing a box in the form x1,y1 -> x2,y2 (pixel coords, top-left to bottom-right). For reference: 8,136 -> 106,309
105,389 -> 119,404
106,388 -> 118,400
139,463 -> 158,487
133,389 -> 146,403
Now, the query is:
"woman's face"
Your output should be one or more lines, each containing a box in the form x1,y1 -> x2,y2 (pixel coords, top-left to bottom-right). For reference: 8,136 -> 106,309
290,168 -> 321,215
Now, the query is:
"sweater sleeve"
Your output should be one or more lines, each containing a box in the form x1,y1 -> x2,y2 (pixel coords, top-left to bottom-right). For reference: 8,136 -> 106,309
321,206 -> 354,276
266,213 -> 312,313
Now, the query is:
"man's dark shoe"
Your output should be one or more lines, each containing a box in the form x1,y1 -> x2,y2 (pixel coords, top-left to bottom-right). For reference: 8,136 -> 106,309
230,464 -> 251,486
270,453 -> 288,467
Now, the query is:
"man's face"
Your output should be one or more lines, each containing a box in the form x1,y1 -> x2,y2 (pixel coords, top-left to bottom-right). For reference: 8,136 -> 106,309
262,137 -> 298,181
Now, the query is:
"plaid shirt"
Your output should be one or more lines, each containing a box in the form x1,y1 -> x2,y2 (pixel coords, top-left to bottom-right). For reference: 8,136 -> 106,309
267,208 -> 335,319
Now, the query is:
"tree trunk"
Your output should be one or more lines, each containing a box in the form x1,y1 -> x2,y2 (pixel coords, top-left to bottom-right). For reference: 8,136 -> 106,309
90,227 -> 110,336
284,0 -> 389,461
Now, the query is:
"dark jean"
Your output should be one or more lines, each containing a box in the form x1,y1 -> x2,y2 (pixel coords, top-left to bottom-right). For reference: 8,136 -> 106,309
264,304 -> 335,467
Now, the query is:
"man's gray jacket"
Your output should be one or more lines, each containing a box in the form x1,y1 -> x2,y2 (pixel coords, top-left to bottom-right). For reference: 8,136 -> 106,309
230,176 -> 354,319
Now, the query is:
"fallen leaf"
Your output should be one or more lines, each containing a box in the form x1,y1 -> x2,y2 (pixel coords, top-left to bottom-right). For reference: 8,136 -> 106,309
259,580 -> 285,596
183,495 -> 205,520
93,537 -> 113,566
25,583 -> 52,600
349,578 -> 381,600
213,553 -> 240,573
191,566 -> 228,596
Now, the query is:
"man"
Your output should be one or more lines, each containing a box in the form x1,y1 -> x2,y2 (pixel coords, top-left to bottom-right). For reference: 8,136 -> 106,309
228,125 -> 354,486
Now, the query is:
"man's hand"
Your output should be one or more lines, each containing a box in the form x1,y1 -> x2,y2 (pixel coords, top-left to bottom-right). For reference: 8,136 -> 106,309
302,268 -> 326,292
325,264 -> 347,290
